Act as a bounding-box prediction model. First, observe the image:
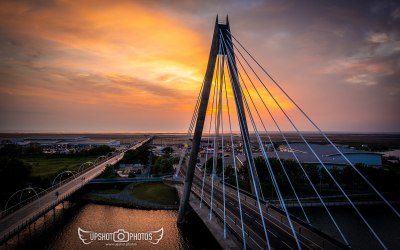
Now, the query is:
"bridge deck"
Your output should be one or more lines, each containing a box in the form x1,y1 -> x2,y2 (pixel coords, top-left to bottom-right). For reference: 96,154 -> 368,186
175,184 -> 241,249
177,166 -> 347,250
0,138 -> 152,244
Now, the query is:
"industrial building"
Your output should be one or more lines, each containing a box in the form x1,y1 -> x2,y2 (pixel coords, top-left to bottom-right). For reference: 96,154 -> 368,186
210,143 -> 382,170
276,143 -> 382,168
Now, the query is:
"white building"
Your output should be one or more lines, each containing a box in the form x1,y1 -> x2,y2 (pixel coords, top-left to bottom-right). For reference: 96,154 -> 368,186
276,143 -> 382,168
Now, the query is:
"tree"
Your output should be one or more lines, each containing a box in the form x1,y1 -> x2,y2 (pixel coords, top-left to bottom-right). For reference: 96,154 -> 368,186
23,143 -> 43,156
320,168 -> 335,188
99,164 -> 116,178
305,164 -> 320,185
225,165 -> 234,177
152,154 -> 176,176
330,167 -> 341,185
340,166 -> 358,187
162,146 -> 174,155
238,162 -> 248,180
80,145 -> 114,156
119,145 -> 150,165
282,159 -> 303,183
203,157 -> 222,175
253,157 -> 269,183
0,144 -> 23,157
0,157 -> 32,192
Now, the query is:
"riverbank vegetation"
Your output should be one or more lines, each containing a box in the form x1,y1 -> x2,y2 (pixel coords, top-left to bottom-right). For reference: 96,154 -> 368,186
129,182 -> 178,205
76,182 -> 179,209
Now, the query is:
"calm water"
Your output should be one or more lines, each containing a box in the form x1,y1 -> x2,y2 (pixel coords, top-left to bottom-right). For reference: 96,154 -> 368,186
5,203 -> 220,250
290,205 -> 400,249
5,202 -> 400,249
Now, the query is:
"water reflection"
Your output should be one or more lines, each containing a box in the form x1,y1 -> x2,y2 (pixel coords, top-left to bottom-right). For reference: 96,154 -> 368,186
54,205 -> 181,249
5,203 -> 220,250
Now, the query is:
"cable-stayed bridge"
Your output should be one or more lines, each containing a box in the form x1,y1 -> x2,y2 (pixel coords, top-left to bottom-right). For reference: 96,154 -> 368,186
175,16 -> 400,250
0,15 -> 398,250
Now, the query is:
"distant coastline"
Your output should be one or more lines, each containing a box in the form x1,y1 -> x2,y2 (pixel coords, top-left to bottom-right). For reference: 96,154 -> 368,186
1,131 -> 400,135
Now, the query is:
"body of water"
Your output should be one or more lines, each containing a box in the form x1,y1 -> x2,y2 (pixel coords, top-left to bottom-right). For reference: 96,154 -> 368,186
4,201 -> 400,249
5,202 -> 220,250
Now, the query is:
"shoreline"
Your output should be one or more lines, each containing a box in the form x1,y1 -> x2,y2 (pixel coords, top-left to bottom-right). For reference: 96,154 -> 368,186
74,193 -> 179,210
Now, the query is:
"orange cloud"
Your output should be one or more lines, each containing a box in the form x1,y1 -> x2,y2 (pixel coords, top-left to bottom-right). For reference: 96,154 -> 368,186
0,0 -> 210,132
2,1 -> 396,133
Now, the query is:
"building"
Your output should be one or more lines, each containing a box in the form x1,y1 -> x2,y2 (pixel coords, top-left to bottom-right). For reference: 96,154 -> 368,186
199,148 -> 224,157
0,136 -> 121,155
118,164 -> 145,175
12,137 -> 120,148
229,143 -> 382,171
276,143 -> 382,168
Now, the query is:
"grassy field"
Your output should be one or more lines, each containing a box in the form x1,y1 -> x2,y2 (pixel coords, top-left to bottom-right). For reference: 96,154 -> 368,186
22,156 -> 97,177
92,188 -> 122,194
85,183 -> 128,194
129,182 -> 178,205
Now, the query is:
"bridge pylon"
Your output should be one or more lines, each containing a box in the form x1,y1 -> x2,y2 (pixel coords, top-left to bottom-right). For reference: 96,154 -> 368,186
177,15 -> 262,223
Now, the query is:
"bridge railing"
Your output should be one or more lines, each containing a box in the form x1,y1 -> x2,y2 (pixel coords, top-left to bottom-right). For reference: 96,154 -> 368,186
189,184 -> 262,249
0,188 -> 76,244
0,137 -> 153,219
0,153 -> 112,219
222,181 -> 348,249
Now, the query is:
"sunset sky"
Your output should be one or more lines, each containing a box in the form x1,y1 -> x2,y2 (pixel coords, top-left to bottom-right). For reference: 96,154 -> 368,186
0,0 -> 399,133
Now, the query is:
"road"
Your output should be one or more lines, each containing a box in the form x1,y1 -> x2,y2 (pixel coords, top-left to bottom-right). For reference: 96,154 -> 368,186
180,165 -> 345,249
193,173 -> 308,249
0,137 -> 152,244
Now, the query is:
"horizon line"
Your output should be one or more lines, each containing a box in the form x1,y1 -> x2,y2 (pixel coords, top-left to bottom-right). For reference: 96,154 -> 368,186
0,130 -> 399,135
